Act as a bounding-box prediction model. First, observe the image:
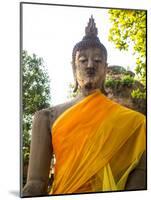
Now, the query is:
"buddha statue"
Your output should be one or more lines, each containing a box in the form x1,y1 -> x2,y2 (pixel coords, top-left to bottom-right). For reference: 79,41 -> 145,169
22,16 -> 146,197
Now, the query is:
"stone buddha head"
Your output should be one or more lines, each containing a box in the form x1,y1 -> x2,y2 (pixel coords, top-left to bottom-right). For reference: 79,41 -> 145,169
72,16 -> 108,95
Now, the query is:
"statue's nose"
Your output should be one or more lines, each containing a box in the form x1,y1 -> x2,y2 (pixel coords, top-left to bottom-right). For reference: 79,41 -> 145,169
87,59 -> 93,68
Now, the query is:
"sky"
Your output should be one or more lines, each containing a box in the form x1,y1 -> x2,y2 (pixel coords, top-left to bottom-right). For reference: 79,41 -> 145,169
23,3 -> 138,106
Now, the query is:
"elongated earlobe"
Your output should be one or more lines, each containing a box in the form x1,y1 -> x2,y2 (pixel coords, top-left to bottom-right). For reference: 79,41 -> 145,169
101,83 -> 107,95
101,80 -> 107,95
71,61 -> 78,93
73,80 -> 78,93
101,64 -> 107,95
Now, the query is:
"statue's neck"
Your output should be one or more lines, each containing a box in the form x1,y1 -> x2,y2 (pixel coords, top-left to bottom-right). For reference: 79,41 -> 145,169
74,88 -> 100,103
81,88 -> 99,97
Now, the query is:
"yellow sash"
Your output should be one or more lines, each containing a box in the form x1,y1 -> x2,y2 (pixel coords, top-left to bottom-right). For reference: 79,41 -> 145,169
50,90 -> 146,194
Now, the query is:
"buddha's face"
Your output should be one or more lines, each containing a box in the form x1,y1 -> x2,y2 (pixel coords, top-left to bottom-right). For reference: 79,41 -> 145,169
74,47 -> 107,92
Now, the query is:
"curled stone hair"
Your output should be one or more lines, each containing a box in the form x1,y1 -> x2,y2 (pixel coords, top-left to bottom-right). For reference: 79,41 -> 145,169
72,15 -> 108,93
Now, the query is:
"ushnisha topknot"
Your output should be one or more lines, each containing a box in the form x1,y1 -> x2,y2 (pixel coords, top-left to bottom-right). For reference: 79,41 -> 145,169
72,15 -> 107,62
84,15 -> 98,38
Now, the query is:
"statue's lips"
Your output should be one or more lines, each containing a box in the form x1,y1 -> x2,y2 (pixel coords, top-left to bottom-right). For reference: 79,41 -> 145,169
86,71 -> 96,77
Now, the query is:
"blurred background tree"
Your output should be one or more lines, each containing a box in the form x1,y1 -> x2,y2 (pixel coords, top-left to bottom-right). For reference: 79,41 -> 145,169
108,9 -> 146,99
22,50 -> 51,185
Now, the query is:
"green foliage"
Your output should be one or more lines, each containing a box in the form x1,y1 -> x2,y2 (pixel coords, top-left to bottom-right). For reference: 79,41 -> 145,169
105,77 -> 120,89
131,88 -> 146,99
23,51 -> 51,115
22,50 -> 51,163
108,9 -> 146,89
105,74 -> 134,88
121,75 -> 134,86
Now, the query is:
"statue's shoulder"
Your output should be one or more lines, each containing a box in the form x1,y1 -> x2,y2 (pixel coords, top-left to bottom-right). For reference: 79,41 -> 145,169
53,98 -> 77,118
34,97 -> 79,129
48,98 -> 77,127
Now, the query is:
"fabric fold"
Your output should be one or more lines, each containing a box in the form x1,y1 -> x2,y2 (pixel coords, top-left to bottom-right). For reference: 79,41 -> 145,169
50,90 -> 146,194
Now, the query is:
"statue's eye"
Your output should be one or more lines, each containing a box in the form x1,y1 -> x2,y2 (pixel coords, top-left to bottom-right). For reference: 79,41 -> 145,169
81,59 -> 87,64
79,57 -> 88,64
94,59 -> 102,63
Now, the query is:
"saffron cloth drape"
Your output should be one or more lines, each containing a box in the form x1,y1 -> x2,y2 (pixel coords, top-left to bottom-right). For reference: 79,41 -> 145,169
50,90 -> 146,194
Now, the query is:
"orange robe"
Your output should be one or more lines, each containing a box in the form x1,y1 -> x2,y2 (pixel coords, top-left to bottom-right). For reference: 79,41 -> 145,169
50,90 -> 146,194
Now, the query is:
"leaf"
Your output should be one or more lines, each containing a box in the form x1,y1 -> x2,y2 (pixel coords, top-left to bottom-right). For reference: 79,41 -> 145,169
108,9 -> 146,87
22,50 -> 51,163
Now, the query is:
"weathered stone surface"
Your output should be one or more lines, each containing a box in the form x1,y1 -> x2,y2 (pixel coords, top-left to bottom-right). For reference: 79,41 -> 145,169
105,65 -> 146,114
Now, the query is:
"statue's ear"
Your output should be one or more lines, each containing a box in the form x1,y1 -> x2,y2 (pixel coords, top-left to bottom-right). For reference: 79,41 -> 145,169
104,62 -> 108,75
73,80 -> 78,93
71,61 -> 77,80
71,61 -> 78,93
105,63 -> 108,73
101,62 -> 108,95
